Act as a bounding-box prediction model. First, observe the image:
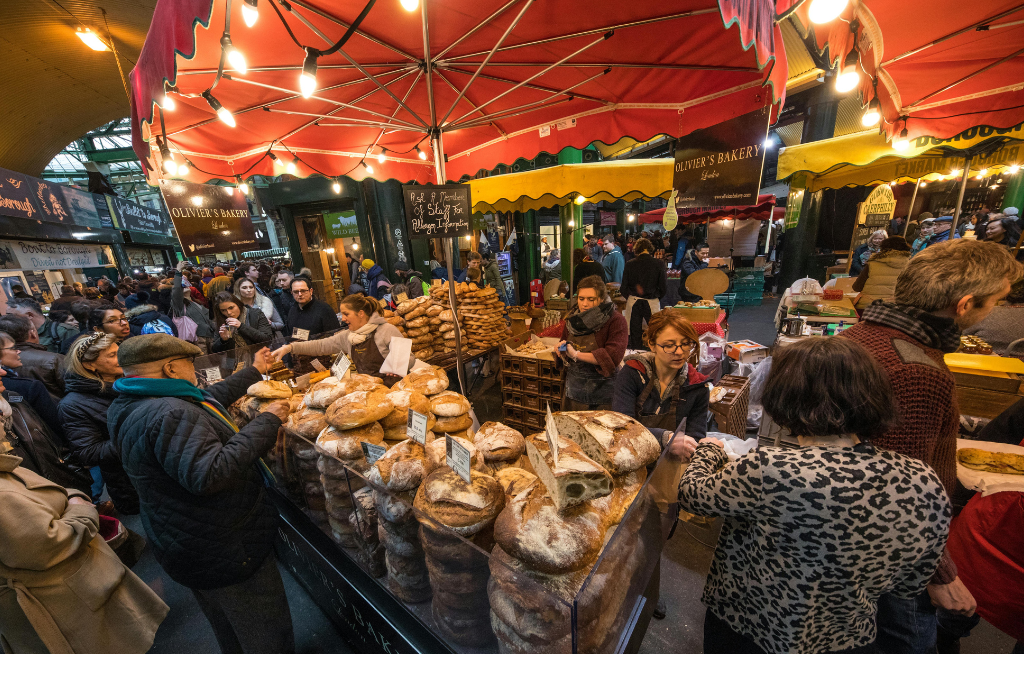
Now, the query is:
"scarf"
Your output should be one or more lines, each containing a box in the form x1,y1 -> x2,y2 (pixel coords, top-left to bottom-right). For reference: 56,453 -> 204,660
349,317 -> 384,346
565,301 -> 614,339
859,243 -> 880,267
860,300 -> 962,353
230,308 -> 249,349
114,377 -> 275,484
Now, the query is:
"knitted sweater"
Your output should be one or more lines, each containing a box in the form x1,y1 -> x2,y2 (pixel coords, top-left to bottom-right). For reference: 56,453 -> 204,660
842,319 -> 959,584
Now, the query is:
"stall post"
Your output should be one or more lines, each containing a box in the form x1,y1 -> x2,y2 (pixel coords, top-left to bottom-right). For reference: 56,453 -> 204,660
902,178 -> 922,237
950,156 -> 972,235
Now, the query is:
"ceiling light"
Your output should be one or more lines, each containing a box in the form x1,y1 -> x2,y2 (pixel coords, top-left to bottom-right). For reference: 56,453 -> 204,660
893,127 -> 911,151
223,186 -> 234,194
178,161 -> 191,176
889,181 -> 896,186
400,0 -> 419,11
76,28 -> 109,51
862,98 -> 881,127
224,38 -> 247,74
332,179 -> 341,194
808,0 -> 849,24
204,92 -> 236,127
991,185 -> 999,189
1009,164 -> 1021,174
977,168 -> 988,179
300,48 -> 318,98
574,194 -> 586,205
159,141 -> 177,174
362,160 -> 374,175
464,234 -> 471,241
242,0 -> 259,27
416,147 -> 427,160
287,157 -> 298,175
378,149 -> 387,164
352,243 -> 359,250
237,176 -> 249,194
919,181 -> 927,188
835,50 -> 860,93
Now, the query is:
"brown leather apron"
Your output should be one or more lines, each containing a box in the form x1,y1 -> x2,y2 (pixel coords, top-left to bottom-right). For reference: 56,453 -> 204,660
350,327 -> 399,387
634,370 -> 682,433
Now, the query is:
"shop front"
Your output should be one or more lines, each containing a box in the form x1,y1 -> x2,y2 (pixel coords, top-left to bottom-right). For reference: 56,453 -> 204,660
0,238 -> 118,304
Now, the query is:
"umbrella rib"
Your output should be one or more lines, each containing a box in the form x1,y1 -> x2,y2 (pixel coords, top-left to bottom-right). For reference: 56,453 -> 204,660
367,70 -> 426,158
881,3 -> 1024,67
433,70 -> 506,138
437,0 -> 536,127
446,98 -> 575,133
443,62 -> 758,72
446,32 -> 612,127
442,8 -> 719,62
175,64 -> 414,76
434,0 -> 524,61
442,66 -> 607,104
285,0 -> 417,61
260,108 -> 424,130
905,47 -> 1024,109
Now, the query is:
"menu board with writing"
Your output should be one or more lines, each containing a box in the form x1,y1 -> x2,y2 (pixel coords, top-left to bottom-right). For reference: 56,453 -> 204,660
402,184 -> 472,239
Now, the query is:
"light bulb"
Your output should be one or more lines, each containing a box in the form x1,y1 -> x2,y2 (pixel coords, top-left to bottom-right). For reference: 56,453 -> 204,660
400,0 -> 419,11
889,181 -> 896,186
332,180 -> 341,194
417,147 -> 427,160
238,178 -> 249,194
893,127 -> 911,151
324,247 -> 335,254
465,235 -> 471,241
161,93 -> 176,111
574,194 -> 586,205
567,219 -> 575,227
227,44 -> 247,74
836,64 -> 859,93
300,48 -> 318,98
190,196 -> 204,207
952,169 -> 962,177
164,160 -> 178,176
991,185 -> 999,190
76,28 -> 109,51
627,214 -> 635,222
242,0 -> 259,27
178,161 -> 190,176
378,149 -> 387,164
808,0 -> 848,24
1010,164 -> 1021,174
352,243 -> 359,250
205,92 -> 236,127
763,138 -> 774,149
862,98 -> 881,127
287,158 -> 297,175
363,161 -> 374,175
919,181 -> 927,188
224,186 -> 234,194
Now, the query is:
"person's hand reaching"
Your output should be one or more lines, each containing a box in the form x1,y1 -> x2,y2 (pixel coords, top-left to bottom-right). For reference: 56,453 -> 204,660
668,433 -> 699,459
252,347 -> 274,375
699,437 -> 724,448
270,345 -> 292,362
261,400 -> 292,422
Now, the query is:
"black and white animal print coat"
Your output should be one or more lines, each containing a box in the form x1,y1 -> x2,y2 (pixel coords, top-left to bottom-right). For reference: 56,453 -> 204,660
679,442 -> 951,653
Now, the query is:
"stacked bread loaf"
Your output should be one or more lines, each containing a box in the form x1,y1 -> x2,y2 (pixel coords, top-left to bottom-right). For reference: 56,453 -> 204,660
350,485 -> 385,577
315,421 -> 384,548
384,295 -> 448,361
429,281 -> 508,353
475,420 -> 530,486
366,440 -> 434,602
414,466 -> 505,648
428,390 -> 475,442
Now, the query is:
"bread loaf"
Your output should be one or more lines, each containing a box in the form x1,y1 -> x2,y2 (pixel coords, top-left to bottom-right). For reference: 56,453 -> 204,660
325,386 -> 393,429
475,421 -> 527,464
247,380 -> 292,399
413,469 -> 505,536
381,389 -> 430,428
316,422 -> 384,461
525,434 -> 612,511
366,439 -> 430,492
305,374 -> 382,408
286,405 -> 327,439
428,390 -> 470,418
424,435 -> 485,474
496,467 -> 537,498
553,411 -> 661,474
446,427 -> 476,443
394,365 -> 449,395
432,412 -> 473,433
396,299 -> 417,315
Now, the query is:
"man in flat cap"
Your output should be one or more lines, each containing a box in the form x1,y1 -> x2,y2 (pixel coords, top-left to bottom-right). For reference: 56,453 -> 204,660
107,334 -> 294,653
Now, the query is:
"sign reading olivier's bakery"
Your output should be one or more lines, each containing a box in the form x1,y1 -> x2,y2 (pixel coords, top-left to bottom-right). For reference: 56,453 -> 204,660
160,180 -> 269,255
672,105 -> 771,209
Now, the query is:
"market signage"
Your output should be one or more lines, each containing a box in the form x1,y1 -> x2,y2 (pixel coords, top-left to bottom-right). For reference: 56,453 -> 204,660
893,143 -> 1022,181
0,166 -> 75,226
160,180 -> 268,255
672,105 -> 771,209
402,184 -> 472,239
0,240 -> 114,271
323,210 -> 359,238
859,184 -> 896,227
106,194 -> 170,236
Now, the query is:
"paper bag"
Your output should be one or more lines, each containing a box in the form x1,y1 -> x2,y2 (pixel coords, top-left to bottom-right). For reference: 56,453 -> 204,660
379,337 -> 413,377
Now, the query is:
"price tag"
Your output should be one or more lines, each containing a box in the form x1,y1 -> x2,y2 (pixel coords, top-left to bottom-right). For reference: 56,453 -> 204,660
332,352 -> 352,379
361,441 -> 387,466
407,409 -> 428,445
293,328 -> 310,341
545,403 -> 560,467
203,367 -> 222,383
446,435 -> 472,484
310,358 -> 327,372
7,394 -> 22,403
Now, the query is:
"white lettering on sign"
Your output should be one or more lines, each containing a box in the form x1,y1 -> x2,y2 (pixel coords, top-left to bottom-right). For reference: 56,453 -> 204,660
332,353 -> 352,379
674,145 -> 763,173
539,125 -> 551,138
394,228 -> 407,262
407,409 -> 428,445
446,435 -> 472,484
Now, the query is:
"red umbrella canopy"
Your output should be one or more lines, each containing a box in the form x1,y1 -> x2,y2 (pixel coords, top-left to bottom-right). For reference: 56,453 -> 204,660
639,193 -> 776,223
795,1 -> 1024,144
130,0 -> 787,184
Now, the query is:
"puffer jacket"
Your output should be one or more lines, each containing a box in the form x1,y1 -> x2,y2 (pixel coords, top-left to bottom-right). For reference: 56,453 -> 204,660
855,250 -> 911,310
13,342 -> 65,400
58,371 -> 139,514
125,304 -> 179,338
106,366 -> 282,589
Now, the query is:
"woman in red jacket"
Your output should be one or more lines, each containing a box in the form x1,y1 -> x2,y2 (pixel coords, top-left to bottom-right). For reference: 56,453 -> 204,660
558,275 -> 627,410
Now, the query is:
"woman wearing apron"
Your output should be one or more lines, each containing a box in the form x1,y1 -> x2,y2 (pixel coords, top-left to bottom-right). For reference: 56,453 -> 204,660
271,294 -> 410,386
558,275 -> 627,410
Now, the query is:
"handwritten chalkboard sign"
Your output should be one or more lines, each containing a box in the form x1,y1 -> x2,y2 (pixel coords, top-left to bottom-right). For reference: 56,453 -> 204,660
402,184 -> 472,239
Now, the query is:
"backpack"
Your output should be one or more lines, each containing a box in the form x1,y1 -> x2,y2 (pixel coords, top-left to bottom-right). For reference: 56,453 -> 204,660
142,318 -> 175,336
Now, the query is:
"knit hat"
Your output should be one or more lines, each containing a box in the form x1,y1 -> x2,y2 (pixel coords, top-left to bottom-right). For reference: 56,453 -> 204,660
362,259 -> 375,269
394,261 -> 410,272
124,291 -> 150,309
118,334 -> 201,368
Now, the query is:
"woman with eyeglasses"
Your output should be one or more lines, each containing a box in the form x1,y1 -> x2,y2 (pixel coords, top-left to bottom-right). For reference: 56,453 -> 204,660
611,309 -> 709,458
558,275 -> 627,410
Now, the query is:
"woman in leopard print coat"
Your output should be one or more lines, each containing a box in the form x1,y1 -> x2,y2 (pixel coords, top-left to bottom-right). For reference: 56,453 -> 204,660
680,336 -> 951,653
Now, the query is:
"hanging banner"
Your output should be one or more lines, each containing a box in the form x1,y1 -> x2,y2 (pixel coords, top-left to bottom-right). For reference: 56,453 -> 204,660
160,180 -> 268,255
402,183 -> 472,239
672,105 -> 771,209
0,240 -> 115,271
106,194 -> 170,236
63,187 -> 102,228
0,166 -> 73,225
599,211 -> 618,227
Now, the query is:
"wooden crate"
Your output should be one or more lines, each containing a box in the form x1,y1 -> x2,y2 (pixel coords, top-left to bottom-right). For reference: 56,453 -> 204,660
709,374 -> 750,438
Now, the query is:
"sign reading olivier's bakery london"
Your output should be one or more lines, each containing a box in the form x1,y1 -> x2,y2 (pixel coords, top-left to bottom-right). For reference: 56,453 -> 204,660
672,105 -> 771,209
160,180 -> 269,255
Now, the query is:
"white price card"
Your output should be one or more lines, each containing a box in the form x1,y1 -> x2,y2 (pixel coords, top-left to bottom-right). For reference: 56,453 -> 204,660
203,367 -> 222,383
545,403 -> 560,467
332,352 -> 352,379
361,441 -> 387,466
446,435 -> 472,484
293,328 -> 310,341
407,409 -> 429,445
310,358 -> 327,372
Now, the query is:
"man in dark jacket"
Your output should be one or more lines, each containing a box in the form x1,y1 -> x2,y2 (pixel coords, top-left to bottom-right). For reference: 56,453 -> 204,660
285,277 -> 340,340
0,313 -> 64,399
679,243 -> 710,302
124,291 -> 178,337
621,239 -> 669,349
107,334 -> 294,653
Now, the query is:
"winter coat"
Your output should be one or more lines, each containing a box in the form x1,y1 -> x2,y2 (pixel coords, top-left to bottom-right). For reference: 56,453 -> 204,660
253,290 -> 284,331
621,253 -> 668,300
170,272 -> 215,339
106,366 -> 283,589
125,304 -> 179,339
483,259 -> 503,293
13,342 -> 64,400
4,377 -> 87,493
364,264 -> 391,299
270,288 -> 295,326
211,306 -> 273,353
58,372 -> 139,514
285,298 -> 341,340
601,247 -> 625,284
404,271 -> 430,299
853,250 -> 910,310
203,274 -> 233,300
0,456 -> 168,653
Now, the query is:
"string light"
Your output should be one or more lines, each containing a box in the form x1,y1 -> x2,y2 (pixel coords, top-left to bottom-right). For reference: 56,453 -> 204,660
836,49 -> 860,93
889,181 -> 896,186
893,126 -> 911,151
223,186 -> 234,194
237,176 -> 249,194
178,160 -> 191,176
574,194 -> 586,205
763,138 -> 774,149
627,213 -> 635,222
300,48 -> 318,98
287,157 -> 298,175
361,160 -> 374,175
332,179 -> 341,194
464,234 -> 471,241
977,168 -> 988,179
567,219 -> 575,227
862,97 -> 881,127
203,91 -> 236,127
1009,164 -> 1021,174
323,247 -> 335,254
352,243 -> 359,250
919,180 -> 927,188
159,141 -> 177,175
952,168 -> 962,177
378,148 -> 387,164
161,91 -> 176,111
242,0 -> 259,27
224,36 -> 247,75
416,147 -> 427,160
808,0 -> 848,24
400,0 -> 419,11
76,27 -> 109,51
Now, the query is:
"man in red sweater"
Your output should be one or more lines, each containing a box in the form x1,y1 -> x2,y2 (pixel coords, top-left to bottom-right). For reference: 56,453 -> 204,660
843,239 -> 1022,652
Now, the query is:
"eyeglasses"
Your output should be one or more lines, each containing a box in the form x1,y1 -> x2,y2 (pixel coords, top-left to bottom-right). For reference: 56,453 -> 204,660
104,317 -> 128,325
655,341 -> 694,354
292,288 -> 311,296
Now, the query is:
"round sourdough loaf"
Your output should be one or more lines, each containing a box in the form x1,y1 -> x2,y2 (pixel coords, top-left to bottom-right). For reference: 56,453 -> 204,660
432,412 -> 473,433
553,410 -> 661,474
395,366 -> 449,395
413,469 -> 504,536
366,439 -> 430,492
424,435 -> 485,473
381,389 -> 430,428
428,390 -> 470,417
286,405 -> 327,439
496,467 -> 536,498
475,421 -> 527,464
316,422 -> 384,461
326,386 -> 393,429
247,379 -> 292,399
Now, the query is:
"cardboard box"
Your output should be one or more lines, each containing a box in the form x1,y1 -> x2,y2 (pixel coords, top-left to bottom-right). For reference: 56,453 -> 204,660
726,340 -> 769,363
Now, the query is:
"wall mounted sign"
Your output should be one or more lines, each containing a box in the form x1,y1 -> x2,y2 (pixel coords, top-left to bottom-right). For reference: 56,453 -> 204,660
323,210 -> 359,238
160,180 -> 268,255
672,105 -> 771,209
0,240 -> 115,271
106,194 -> 171,236
0,166 -> 73,225
402,184 -> 472,239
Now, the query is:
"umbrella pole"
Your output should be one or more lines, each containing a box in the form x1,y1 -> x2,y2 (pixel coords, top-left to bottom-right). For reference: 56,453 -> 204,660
902,178 -> 921,237
950,156 -> 972,236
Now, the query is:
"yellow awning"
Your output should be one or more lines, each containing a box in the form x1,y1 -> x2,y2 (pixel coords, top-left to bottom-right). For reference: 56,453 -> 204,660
469,159 -> 673,214
778,128 -> 1024,192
